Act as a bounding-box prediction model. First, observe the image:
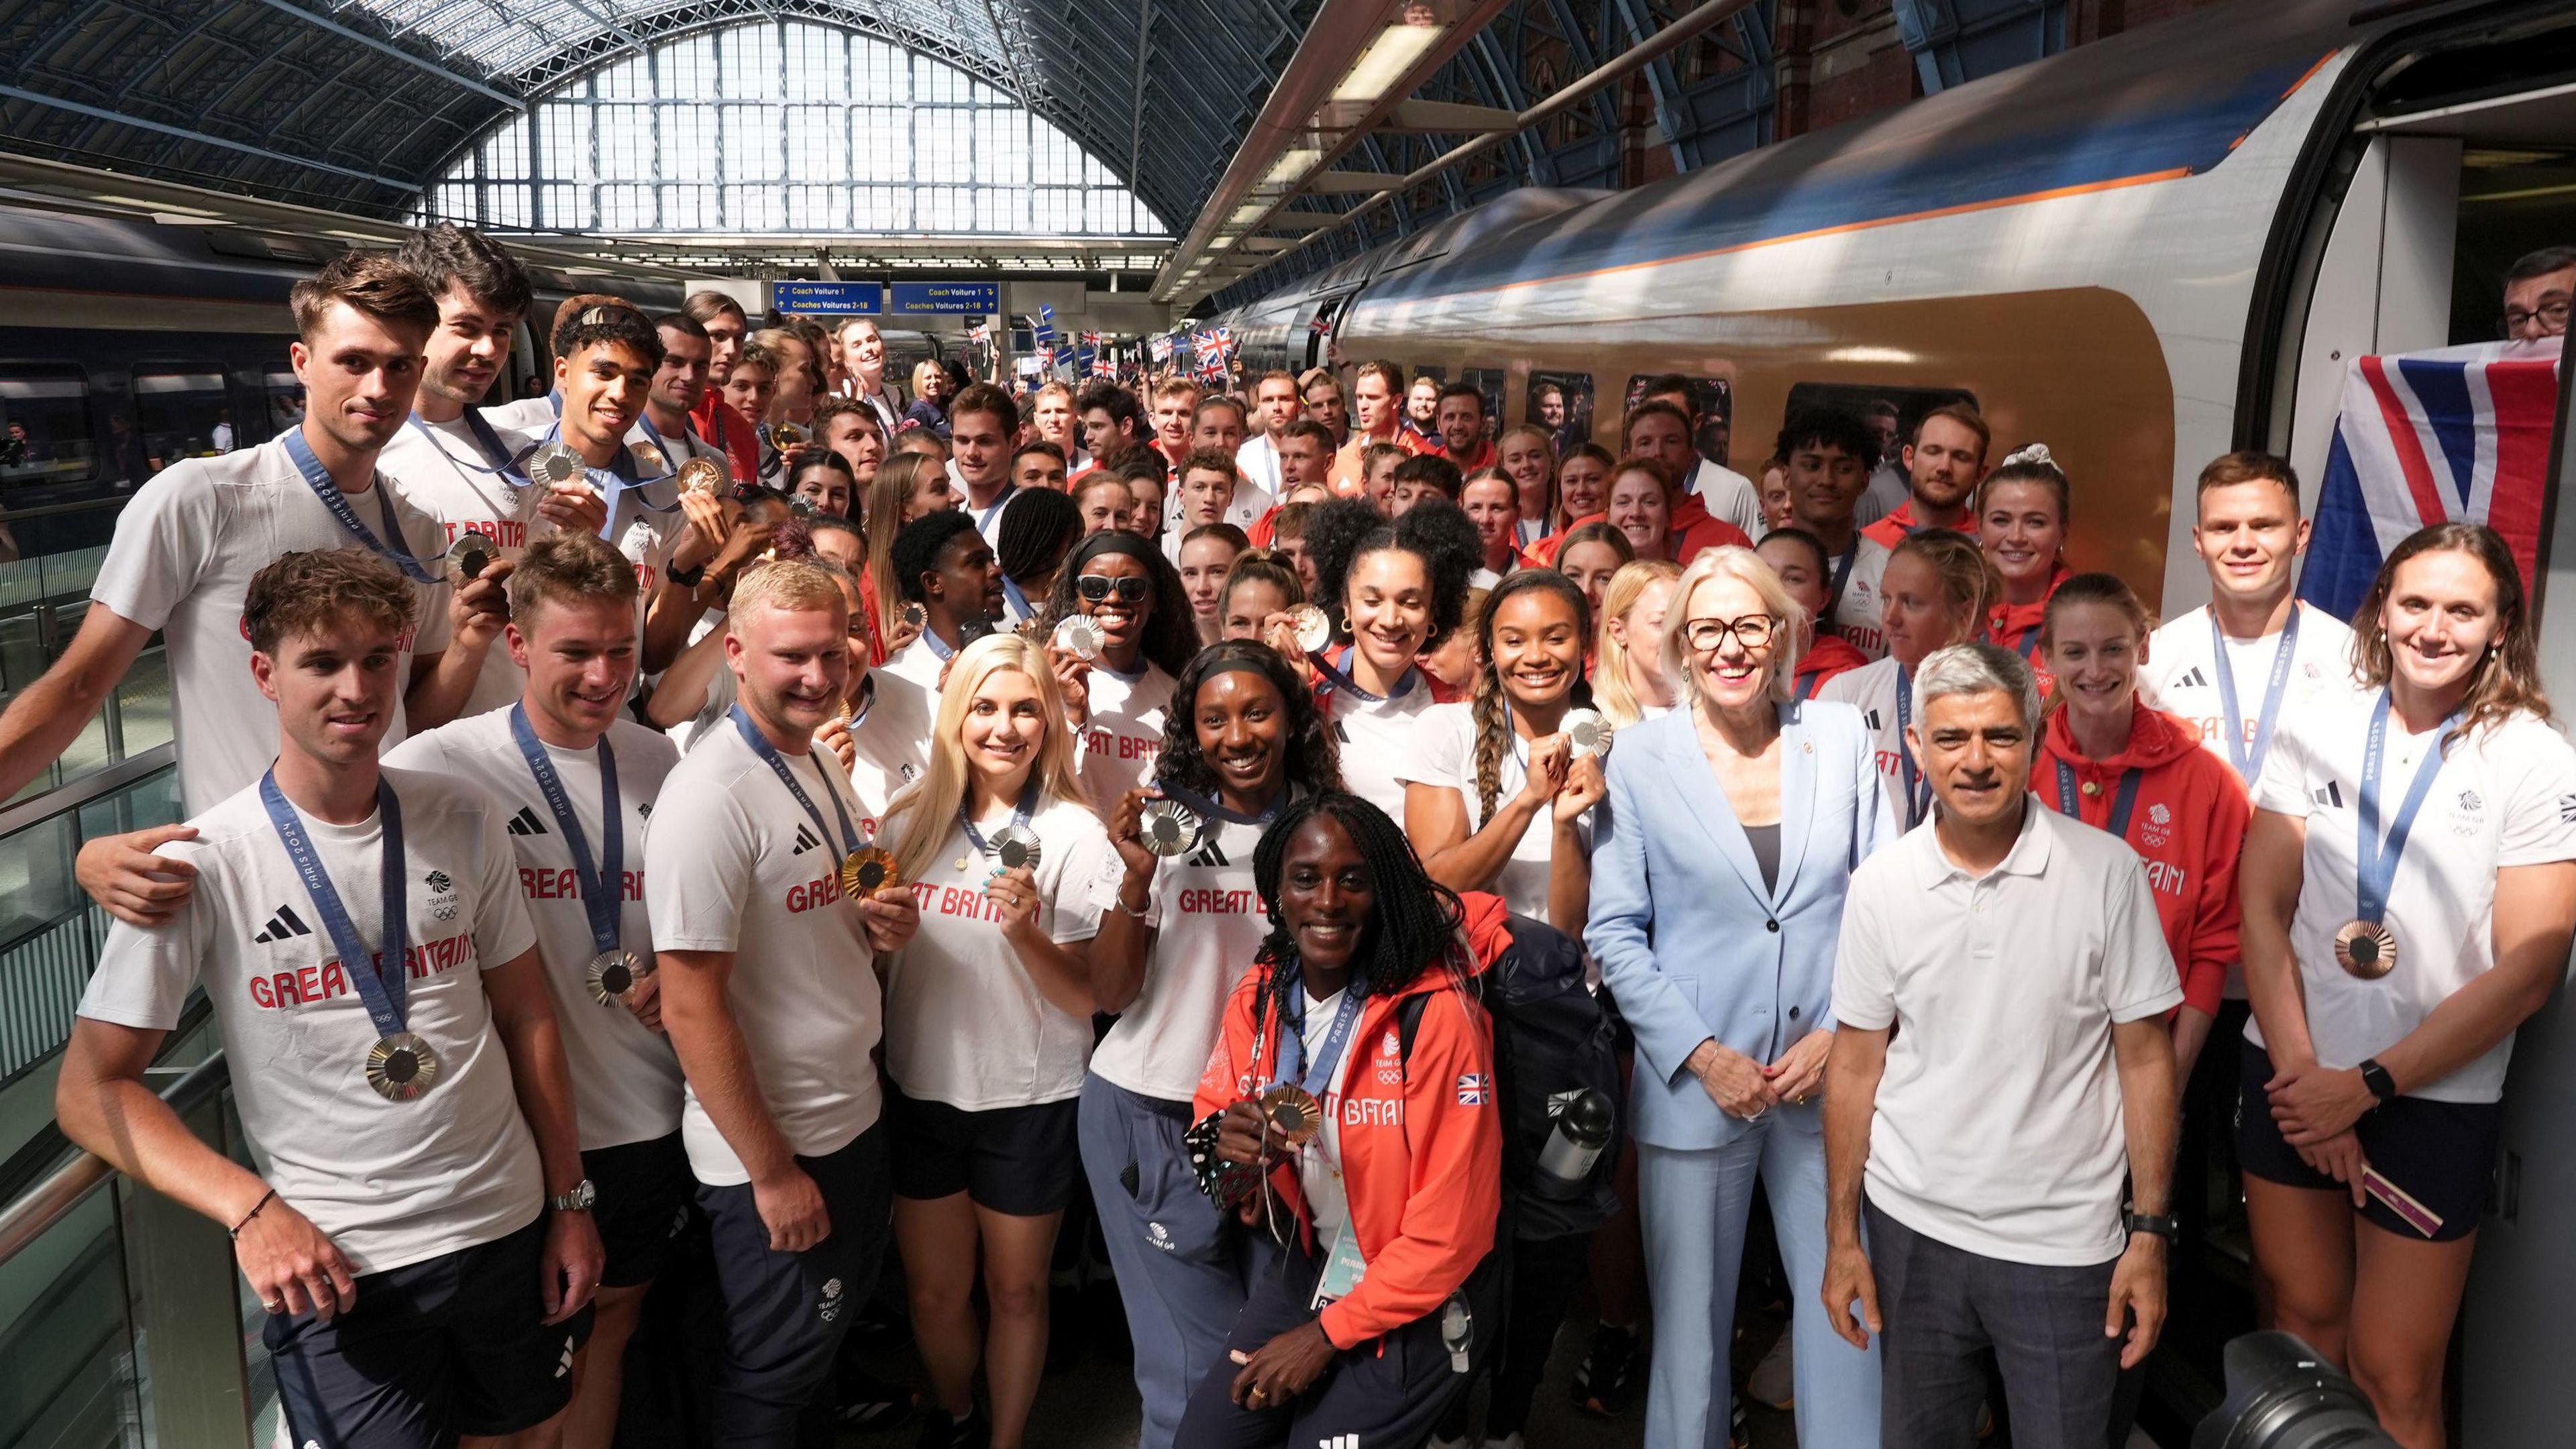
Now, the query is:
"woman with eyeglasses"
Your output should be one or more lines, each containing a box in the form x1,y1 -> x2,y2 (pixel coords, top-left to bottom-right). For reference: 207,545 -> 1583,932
1587,546 -> 1898,1449
1818,528 -> 2001,831
1038,531 -> 1199,816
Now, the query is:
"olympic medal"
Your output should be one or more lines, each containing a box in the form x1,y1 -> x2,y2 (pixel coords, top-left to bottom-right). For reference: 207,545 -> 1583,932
631,441 -> 667,477
900,602 -> 928,631
1053,615 -> 1105,661
841,845 -> 900,899
2334,920 -> 2398,980
1260,1084 -> 1324,1148
451,529 -> 498,581
1563,708 -> 1613,758
1140,798 -> 1203,857
586,949 -> 649,1006
2081,779 -> 2102,797
771,422 -> 806,449
1287,604 -> 1331,653
527,441 -> 586,488
989,824 -> 1041,873
365,1032 -> 441,1102
676,456 -> 724,496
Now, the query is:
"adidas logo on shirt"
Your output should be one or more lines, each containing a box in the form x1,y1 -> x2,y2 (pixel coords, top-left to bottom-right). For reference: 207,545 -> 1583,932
2173,666 -> 2209,688
1864,708 -> 1883,731
1189,837 -> 1230,869
791,824 -> 822,855
2314,782 -> 2345,810
506,806 -> 548,837
252,904 -> 313,944
555,1336 -> 576,1379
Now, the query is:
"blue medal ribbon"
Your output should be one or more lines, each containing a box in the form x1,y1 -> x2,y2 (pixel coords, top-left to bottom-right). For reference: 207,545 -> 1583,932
2209,605 -> 2302,787
1277,980 -> 1368,1099
405,412 -> 535,490
259,772 -> 412,1038
2013,623 -> 2043,661
1309,645 -> 1419,705
509,704 -> 623,961
1823,533 -> 1861,621
1892,665 -> 1931,828
975,485 -> 1020,537
959,778 -> 1040,861
1001,574 -> 1033,622
729,706 -> 862,858
2354,692 -> 2460,926
2051,760 -> 2143,842
282,428 -> 437,583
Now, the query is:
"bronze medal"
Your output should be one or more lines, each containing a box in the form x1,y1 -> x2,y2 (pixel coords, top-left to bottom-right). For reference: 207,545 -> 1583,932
365,1032 -> 441,1102
841,845 -> 900,900
1287,604 -> 1332,653
1260,1084 -> 1324,1148
2333,920 -> 2398,980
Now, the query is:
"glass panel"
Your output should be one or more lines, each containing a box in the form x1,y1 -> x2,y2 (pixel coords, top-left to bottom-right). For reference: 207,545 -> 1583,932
129,366 -> 233,468
0,1191 -> 141,1446
0,364 -> 97,492
1781,382 -> 1980,476
1527,372 -> 1595,451
1623,373 -> 1737,468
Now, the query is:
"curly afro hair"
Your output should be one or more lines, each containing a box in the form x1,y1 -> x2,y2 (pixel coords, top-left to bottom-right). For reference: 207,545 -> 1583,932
1301,495 -> 1484,649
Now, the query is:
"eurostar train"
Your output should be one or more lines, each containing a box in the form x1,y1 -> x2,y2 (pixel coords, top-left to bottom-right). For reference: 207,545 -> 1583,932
1214,0 -> 2576,1438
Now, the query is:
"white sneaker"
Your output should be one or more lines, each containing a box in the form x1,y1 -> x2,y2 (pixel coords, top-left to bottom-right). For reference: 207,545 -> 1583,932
1748,1329 -> 1794,1409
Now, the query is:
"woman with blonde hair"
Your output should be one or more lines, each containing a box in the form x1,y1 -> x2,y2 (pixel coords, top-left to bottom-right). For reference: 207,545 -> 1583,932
861,453 -> 951,662
875,631 -> 1115,1449
1594,559 -> 1684,728
1818,528 -> 2000,830
1499,422 -> 1559,544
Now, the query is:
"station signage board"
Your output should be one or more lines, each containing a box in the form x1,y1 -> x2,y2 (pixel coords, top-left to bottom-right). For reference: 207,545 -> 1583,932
771,280 -> 882,313
890,281 -> 1001,314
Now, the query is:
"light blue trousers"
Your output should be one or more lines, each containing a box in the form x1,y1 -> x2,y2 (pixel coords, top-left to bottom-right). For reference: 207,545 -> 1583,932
1639,1121 -> 1882,1449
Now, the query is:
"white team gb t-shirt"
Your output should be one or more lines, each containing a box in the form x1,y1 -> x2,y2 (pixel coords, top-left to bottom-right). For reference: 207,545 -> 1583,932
1818,657 -> 1922,829
89,435 -> 455,814
1087,803 -> 1274,1103
2246,700 -> 2576,1104
1075,662 -> 1177,815
378,414 -> 547,720
645,719 -> 883,1183
1395,701 -> 1593,926
386,710 -> 684,1150
76,767 -> 542,1274
2141,602 -> 2365,776
678,665 -> 930,839
884,795 -> 1111,1110
1827,534 -> 1894,661
1324,674 -> 1438,822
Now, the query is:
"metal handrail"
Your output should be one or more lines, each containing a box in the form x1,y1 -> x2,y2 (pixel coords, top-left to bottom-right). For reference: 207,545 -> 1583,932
0,742 -> 175,839
0,1050 -> 229,1267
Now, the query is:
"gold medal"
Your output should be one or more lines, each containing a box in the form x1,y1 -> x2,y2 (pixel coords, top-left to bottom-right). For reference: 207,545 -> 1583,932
676,455 -> 724,496
451,529 -> 498,581
770,421 -> 806,449
632,441 -> 667,476
2333,920 -> 2398,980
2081,779 -> 2102,797
586,950 -> 649,1006
1287,604 -> 1331,653
1260,1084 -> 1324,1147
527,441 -> 586,488
841,845 -> 900,900
365,1032 -> 441,1102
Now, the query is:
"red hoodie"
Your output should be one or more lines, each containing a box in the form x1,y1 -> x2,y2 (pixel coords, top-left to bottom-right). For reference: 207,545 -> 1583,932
2031,700 -> 2247,1018
1520,489 -> 1750,570
1193,894 -> 1507,1350
1988,560 -> 2071,695
1793,633 -> 1868,700
690,391 -> 760,488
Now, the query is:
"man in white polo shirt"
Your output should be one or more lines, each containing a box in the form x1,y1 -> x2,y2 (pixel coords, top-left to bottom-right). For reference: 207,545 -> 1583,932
1821,640 -> 2181,1447
647,558 -> 920,1446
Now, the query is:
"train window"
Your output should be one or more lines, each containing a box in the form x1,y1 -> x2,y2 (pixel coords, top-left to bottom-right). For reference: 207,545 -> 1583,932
264,372 -> 307,438
1782,382 -> 1979,470
0,364 -> 98,488
1461,369 -> 1507,441
133,366 -> 235,471
1409,364 -> 1446,386
1625,374 -> 1736,468
1527,370 -> 1594,453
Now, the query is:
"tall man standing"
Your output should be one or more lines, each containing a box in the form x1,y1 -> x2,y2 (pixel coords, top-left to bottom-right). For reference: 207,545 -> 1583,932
649,559 -> 920,1447
1821,641 -> 2180,1446
1235,370 -> 1304,494
1862,405 -> 1990,549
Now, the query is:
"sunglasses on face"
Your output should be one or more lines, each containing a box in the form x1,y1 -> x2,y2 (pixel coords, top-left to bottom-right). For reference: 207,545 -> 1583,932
1077,574 -> 1152,604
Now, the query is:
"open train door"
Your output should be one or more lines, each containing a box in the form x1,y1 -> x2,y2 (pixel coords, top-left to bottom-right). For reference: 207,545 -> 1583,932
1304,290 -> 1357,372
2461,327 -> 2576,1446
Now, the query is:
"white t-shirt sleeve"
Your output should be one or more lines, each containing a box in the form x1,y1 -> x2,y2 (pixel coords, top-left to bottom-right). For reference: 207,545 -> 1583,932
89,465 -> 217,631
1049,819 -> 1114,945
643,775 -> 757,953
2251,724 -> 2314,820
78,853 -> 219,1032
1829,862 -> 1898,1031
1393,704 -> 1471,791
468,789 -> 539,971
2494,722 -> 2576,867
2101,847 -> 2184,1023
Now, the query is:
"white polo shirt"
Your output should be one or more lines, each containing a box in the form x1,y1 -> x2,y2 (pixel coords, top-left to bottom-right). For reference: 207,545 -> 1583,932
1833,802 -> 2182,1265
1087,806 -> 1274,1104
1073,662 -> 1177,815
89,435 -> 454,814
1236,435 -> 1285,496
2141,602 -> 2365,782
2245,699 -> 2576,1104
1322,673 -> 1438,822
645,717 -> 883,1184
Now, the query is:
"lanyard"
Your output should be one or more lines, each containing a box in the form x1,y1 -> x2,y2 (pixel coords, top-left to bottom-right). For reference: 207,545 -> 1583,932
1277,982 -> 1368,1099
405,413 -> 532,490
509,704 -> 623,961
2210,606 -> 2302,786
958,778 -> 1040,859
259,772 -> 411,1038
282,429 -> 437,583
1823,534 -> 1861,619
1001,574 -> 1032,621
1796,667 -> 1823,702
1311,645 -> 1419,705
975,485 -> 1019,535
2014,622 -> 2043,661
2051,761 -> 2143,842
730,706 -> 861,858
542,423 -> 679,536
1892,665 -> 1930,828
923,626 -> 957,661
2355,693 -> 2459,924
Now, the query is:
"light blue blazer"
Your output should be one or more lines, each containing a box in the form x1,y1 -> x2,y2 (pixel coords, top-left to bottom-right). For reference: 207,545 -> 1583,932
1585,700 -> 1898,1152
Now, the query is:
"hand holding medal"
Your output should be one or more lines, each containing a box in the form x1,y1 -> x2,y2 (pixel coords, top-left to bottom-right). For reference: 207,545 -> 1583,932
984,862 -> 1040,935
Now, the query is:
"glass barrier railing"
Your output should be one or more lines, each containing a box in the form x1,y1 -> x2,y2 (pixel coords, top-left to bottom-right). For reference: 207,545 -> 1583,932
0,497 -> 170,809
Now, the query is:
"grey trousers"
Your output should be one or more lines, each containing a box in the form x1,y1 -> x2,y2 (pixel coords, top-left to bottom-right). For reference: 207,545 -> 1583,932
1866,1199 -> 2123,1449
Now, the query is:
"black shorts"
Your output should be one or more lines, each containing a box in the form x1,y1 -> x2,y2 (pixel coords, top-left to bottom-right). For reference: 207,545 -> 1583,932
266,1214 -> 594,1445
585,1132 -> 692,1288
2235,1039 -> 2498,1242
887,1083 -> 1081,1215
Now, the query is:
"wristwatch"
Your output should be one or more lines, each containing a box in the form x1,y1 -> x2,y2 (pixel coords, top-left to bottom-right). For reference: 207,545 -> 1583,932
663,557 -> 708,590
2359,1058 -> 2398,1105
549,1179 -> 598,1213
2123,1211 -> 2180,1244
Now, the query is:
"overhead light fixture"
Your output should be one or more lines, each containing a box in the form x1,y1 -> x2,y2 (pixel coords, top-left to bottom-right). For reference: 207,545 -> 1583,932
1265,146 -> 1324,189
1331,20 -> 1448,105
1228,202 -> 1267,227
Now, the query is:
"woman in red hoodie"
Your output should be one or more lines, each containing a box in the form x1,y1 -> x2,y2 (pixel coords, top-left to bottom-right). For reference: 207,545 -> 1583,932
2033,572 -> 2248,1087
1757,526 -> 1868,700
1980,444 -> 2074,690
1179,792 -> 1503,1449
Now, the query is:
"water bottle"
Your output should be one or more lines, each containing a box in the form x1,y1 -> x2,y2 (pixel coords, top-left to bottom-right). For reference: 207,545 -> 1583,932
1532,1088 -> 1615,1198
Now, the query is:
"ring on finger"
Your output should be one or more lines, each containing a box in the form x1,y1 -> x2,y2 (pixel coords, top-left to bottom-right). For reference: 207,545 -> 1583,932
262,1298 -> 286,1313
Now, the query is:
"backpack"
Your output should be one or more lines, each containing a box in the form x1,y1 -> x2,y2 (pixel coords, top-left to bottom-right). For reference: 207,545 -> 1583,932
1398,912 -> 1623,1241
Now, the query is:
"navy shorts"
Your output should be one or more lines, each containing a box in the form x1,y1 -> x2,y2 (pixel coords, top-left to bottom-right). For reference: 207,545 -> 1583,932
887,1083 -> 1080,1216
584,1132 -> 692,1288
2235,1039 -> 2499,1242
266,1214 -> 593,1446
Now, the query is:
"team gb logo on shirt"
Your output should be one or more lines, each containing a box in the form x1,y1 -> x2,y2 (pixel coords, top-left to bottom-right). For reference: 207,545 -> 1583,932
425,869 -> 458,922
2140,802 -> 2174,849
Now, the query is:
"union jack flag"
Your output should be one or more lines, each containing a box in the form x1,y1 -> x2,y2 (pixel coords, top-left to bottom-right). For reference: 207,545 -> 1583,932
1079,330 -> 1104,348
1309,313 -> 1333,337
1456,1073 -> 1490,1106
1149,334 -> 1174,364
1090,354 -> 1114,378
2299,337 -> 2560,622
967,321 -> 990,345
1036,344 -> 1056,372
1190,326 -> 1240,364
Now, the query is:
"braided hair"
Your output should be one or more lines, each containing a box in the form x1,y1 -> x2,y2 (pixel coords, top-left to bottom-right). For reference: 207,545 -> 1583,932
1468,569 -> 1594,822
1246,792 -> 1466,1051
996,484 -> 1081,593
1155,640 -> 1343,801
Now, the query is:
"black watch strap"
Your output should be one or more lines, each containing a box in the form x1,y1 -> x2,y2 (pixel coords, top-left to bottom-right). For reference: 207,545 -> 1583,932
2124,1212 -> 2180,1244
2359,1058 -> 2398,1104
664,557 -> 707,590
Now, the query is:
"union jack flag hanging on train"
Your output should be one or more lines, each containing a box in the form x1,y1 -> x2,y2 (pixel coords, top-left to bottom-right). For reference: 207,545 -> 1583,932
2299,337 -> 2560,622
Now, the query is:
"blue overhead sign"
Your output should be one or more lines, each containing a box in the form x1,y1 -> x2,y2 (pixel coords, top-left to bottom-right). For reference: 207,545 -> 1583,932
771,281 -> 881,313
890,281 -> 1000,314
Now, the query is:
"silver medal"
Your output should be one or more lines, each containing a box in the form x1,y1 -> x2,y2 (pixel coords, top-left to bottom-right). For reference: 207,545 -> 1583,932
586,949 -> 649,1006
1563,708 -> 1613,758
1140,798 -> 1203,857
451,529 -> 498,581
989,824 -> 1042,873
527,441 -> 587,488
1053,615 -> 1105,661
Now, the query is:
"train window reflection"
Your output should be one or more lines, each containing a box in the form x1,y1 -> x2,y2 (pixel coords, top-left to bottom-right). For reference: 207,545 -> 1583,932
1783,381 -> 1978,471
1527,370 -> 1593,454
133,366 -> 235,470
1625,374 -> 1735,468
264,372 -> 306,440
1462,368 -> 1507,441
0,364 -> 97,488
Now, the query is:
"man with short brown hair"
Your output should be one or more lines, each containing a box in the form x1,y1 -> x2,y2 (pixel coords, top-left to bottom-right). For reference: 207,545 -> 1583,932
1329,360 -> 1421,494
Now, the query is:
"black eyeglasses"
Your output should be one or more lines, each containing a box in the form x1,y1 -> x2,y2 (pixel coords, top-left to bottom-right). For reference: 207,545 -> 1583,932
1077,574 -> 1152,604
2500,299 -> 2570,338
1682,614 -> 1781,652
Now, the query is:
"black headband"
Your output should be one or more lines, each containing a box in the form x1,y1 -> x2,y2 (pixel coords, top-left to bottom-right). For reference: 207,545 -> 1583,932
1067,530 -> 1160,574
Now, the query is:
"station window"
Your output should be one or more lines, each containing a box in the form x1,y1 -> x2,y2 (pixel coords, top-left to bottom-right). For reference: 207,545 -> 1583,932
133,366 -> 235,471
1527,370 -> 1595,453
264,372 -> 307,439
1782,383 -> 1979,472
1625,373 -> 1736,468
0,364 -> 97,488
1462,368 -> 1507,442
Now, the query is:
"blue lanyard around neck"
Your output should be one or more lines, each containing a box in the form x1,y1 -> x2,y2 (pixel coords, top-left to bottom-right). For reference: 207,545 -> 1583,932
1892,665 -> 1930,828
259,772 -> 412,1038
2209,605 -> 2302,787
1277,979 -> 1367,1099
958,778 -> 1040,859
2051,760 -> 2143,842
730,705 -> 861,858
509,704 -> 623,960
283,429 -> 437,583
1312,645 -> 1417,705
2354,692 -> 2460,925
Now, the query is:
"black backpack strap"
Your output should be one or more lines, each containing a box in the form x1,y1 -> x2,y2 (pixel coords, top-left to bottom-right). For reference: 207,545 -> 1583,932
1395,991 -> 1429,1065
